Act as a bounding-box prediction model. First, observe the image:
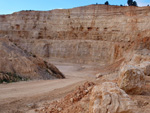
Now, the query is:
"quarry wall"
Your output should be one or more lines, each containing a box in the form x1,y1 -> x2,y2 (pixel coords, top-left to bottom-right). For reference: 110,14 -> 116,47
0,5 -> 150,64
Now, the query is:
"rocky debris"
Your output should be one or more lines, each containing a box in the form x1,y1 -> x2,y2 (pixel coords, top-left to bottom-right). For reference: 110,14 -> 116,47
39,82 -> 95,113
39,82 -> 137,113
118,65 -> 145,95
137,61 -> 150,76
127,49 -> 150,65
0,38 -> 65,82
137,100 -> 149,108
44,61 -> 65,78
0,72 -> 28,83
95,73 -> 103,78
89,82 -> 136,113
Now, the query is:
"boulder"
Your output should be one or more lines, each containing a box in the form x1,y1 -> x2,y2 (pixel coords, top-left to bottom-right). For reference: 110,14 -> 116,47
89,82 -> 135,113
118,65 -> 145,95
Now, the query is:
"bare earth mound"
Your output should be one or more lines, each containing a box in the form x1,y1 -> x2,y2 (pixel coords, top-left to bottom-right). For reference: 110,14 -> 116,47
0,38 -> 65,82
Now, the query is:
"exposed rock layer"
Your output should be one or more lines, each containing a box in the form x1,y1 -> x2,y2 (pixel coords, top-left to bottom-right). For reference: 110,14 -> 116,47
0,5 -> 150,64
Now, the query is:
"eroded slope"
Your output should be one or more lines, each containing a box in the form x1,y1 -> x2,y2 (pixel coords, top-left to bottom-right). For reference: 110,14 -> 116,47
0,38 -> 65,82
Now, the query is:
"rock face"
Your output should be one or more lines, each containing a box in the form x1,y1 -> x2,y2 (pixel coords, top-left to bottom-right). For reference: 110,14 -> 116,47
0,5 -> 150,64
89,82 -> 135,113
118,65 -> 145,94
0,38 -> 65,81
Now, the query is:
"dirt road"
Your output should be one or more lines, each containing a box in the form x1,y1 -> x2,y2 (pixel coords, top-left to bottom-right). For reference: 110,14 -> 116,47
0,62 -> 97,113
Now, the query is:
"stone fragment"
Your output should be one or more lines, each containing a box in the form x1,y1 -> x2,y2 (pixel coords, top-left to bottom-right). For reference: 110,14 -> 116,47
95,73 -> 103,78
118,65 -> 145,94
89,82 -> 135,113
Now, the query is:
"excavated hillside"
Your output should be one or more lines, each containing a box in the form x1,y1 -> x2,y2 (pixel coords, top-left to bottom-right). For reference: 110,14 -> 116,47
0,38 -> 65,83
0,5 -> 150,65
0,4 -> 150,113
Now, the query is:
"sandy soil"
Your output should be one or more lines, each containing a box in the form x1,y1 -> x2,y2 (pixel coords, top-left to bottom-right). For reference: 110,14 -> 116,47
0,62 -> 97,113
1,61 -> 150,113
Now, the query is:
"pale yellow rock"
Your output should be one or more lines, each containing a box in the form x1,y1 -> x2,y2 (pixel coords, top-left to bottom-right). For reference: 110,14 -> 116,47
118,65 -> 145,95
89,82 -> 135,113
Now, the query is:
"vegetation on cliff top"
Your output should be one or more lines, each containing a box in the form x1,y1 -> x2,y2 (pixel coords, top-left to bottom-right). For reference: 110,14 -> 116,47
127,0 -> 138,6
103,0 -> 138,6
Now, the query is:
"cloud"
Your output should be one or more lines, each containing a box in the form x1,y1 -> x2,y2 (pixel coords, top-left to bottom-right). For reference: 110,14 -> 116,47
136,0 -> 150,6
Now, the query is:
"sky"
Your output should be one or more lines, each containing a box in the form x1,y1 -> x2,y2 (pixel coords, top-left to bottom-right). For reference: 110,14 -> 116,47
0,0 -> 150,15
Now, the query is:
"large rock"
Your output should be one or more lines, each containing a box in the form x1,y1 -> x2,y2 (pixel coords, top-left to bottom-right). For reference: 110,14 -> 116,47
0,38 -> 65,81
89,82 -> 135,113
118,65 -> 145,95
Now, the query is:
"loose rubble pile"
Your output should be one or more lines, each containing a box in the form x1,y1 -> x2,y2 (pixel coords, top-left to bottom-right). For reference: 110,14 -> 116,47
39,82 -> 95,113
39,61 -> 150,113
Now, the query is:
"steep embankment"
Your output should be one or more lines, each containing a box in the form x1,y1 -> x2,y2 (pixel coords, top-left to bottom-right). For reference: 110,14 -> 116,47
0,38 -> 65,83
0,5 -> 150,64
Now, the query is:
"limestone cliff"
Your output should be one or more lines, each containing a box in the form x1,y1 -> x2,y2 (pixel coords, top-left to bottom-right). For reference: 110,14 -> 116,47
0,5 -> 150,64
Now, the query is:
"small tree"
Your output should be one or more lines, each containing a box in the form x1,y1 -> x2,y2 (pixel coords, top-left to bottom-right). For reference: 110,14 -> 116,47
127,0 -> 133,6
132,1 -> 138,6
105,1 -> 109,5
127,0 -> 138,6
